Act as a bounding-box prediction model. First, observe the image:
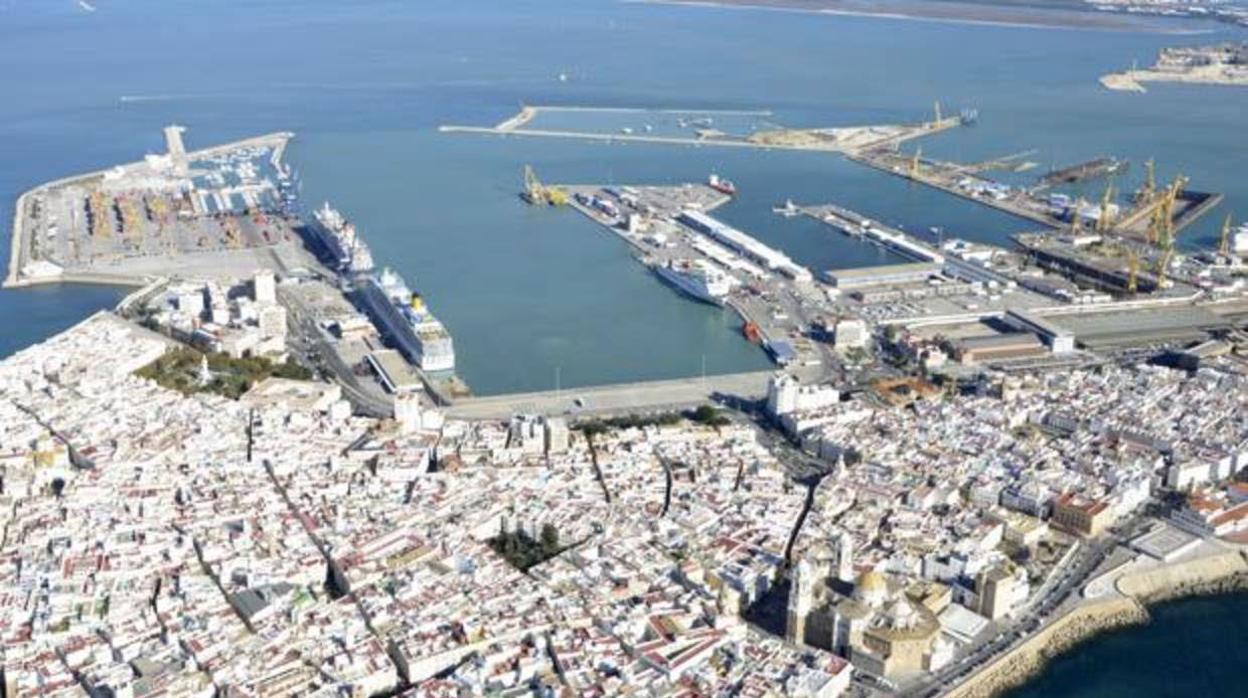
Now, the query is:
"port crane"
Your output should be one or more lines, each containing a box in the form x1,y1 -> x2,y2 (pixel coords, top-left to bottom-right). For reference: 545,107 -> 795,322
1155,246 -> 1175,288
1138,158 -> 1157,203
1219,213 -> 1234,258
1126,248 -> 1140,294
909,148 -> 923,179
1096,180 -> 1117,233
521,165 -> 568,207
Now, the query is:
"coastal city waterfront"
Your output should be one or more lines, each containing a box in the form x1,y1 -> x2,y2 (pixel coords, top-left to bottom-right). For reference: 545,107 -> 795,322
4,1 -> 1248,697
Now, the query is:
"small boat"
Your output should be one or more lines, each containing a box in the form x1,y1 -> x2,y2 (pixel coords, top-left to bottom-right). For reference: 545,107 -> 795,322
708,173 -> 737,196
742,321 -> 762,344
773,199 -> 799,217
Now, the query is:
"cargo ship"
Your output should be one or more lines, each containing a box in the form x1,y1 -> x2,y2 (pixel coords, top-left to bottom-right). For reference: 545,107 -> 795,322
650,258 -> 735,306
708,173 -> 737,197
308,202 -> 374,275
358,268 -> 456,372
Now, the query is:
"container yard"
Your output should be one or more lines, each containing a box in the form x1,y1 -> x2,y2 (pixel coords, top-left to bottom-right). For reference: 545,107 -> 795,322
6,127 -> 310,288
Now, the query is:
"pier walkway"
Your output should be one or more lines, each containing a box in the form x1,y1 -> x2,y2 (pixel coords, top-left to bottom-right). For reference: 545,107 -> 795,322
446,370 -> 776,420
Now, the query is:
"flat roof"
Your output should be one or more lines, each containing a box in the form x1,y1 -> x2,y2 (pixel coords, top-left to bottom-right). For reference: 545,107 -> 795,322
1052,306 -> 1228,349
957,333 -> 1044,350
825,262 -> 942,280
368,349 -> 422,392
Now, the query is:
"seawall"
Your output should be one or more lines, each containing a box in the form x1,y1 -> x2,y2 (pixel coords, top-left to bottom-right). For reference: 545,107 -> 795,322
943,596 -> 1149,698
944,549 -> 1248,698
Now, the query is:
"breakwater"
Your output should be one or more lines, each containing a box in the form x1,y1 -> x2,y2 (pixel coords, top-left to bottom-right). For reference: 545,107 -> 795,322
945,550 -> 1248,698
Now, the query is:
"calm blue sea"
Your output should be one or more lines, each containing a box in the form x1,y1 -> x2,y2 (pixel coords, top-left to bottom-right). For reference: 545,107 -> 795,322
1006,593 -> 1248,698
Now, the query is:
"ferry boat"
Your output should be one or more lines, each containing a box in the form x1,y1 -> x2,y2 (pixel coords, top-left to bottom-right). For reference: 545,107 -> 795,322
359,268 -> 456,372
708,173 -> 737,197
309,202 -> 374,275
651,258 -> 735,306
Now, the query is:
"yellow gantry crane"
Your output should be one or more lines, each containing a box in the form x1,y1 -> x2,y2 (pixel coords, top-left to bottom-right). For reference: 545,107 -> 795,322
1219,213 -> 1234,257
521,165 -> 568,207
1155,245 -> 1175,288
1096,180 -> 1117,233
1139,158 -> 1157,203
1070,198 -> 1086,234
1126,248 -> 1140,294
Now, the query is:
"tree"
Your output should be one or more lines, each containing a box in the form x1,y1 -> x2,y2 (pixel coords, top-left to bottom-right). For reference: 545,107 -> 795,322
540,523 -> 560,555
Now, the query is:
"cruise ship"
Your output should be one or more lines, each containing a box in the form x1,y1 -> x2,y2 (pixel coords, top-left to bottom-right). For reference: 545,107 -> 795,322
651,258 -> 735,306
308,202 -> 374,275
358,268 -> 456,372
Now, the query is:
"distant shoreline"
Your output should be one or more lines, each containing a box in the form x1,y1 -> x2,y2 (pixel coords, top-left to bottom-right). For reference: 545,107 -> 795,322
633,0 -> 1212,34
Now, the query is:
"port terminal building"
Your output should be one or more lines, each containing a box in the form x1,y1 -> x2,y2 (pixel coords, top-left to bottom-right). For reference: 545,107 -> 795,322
677,211 -> 812,282
823,262 -> 942,289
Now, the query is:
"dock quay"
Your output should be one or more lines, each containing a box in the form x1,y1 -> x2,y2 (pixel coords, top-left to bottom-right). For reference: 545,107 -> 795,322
445,370 -> 780,420
798,203 -> 945,264
849,147 -> 1221,240
848,148 -> 1063,228
548,178 -> 834,374
442,103 -> 966,155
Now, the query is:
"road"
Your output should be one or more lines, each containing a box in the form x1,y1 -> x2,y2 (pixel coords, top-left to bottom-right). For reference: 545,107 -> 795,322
909,519 -> 1145,698
279,286 -> 394,418
445,370 -> 776,420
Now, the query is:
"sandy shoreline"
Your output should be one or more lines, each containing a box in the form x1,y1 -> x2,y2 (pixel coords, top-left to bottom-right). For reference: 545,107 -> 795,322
635,0 -> 1209,34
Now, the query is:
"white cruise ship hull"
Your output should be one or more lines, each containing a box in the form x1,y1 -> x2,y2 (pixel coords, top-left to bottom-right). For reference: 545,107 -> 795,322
653,264 -> 726,307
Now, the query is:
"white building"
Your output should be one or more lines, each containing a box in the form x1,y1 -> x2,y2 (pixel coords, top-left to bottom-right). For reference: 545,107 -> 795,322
767,373 -> 840,419
253,270 -> 276,305
834,319 -> 869,351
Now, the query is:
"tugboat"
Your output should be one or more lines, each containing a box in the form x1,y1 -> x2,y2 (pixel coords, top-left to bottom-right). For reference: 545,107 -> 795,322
742,321 -> 762,344
708,173 -> 737,197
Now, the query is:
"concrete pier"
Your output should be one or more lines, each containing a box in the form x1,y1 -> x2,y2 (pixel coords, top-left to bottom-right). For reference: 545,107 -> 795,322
446,370 -> 774,420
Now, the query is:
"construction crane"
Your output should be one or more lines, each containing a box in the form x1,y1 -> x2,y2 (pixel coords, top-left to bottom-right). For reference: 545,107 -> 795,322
521,165 -> 567,207
909,148 -> 923,179
1126,248 -> 1140,294
1219,213 -> 1234,258
1096,180 -> 1116,233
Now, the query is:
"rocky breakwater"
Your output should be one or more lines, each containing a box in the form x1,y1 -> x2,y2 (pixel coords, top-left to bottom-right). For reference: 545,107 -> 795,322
945,549 -> 1248,698
1115,549 -> 1248,604
943,596 -> 1149,698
